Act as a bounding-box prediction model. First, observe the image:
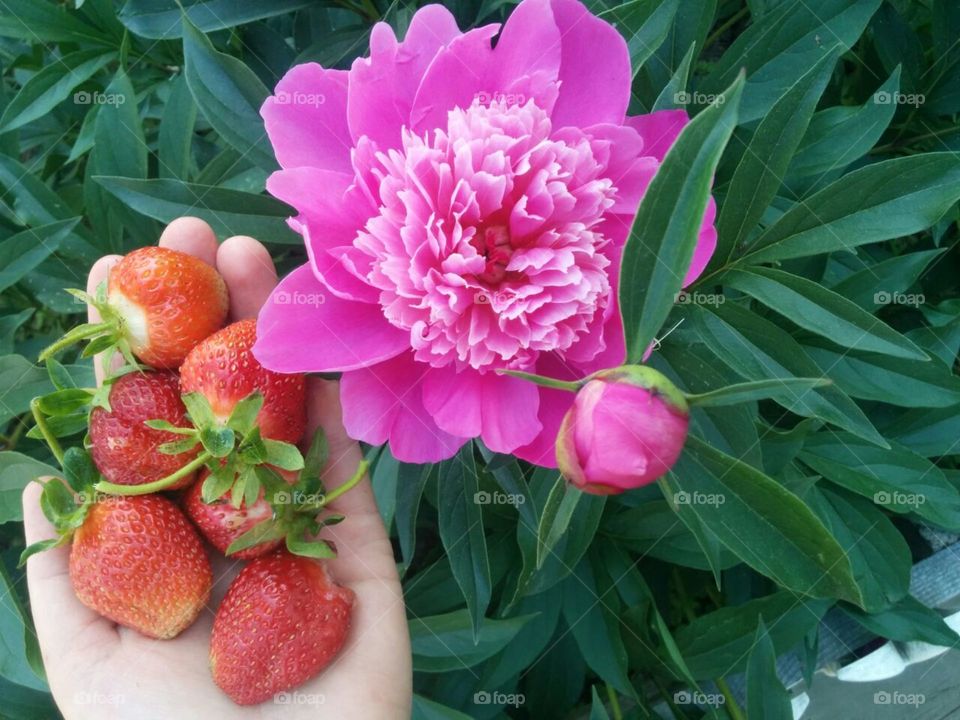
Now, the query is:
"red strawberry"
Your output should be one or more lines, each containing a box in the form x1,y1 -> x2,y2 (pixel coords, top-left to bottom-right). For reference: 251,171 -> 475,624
184,470 -> 282,559
40,246 -> 229,369
70,494 -> 212,639
180,319 -> 306,444
90,371 -> 198,489
210,553 -> 354,705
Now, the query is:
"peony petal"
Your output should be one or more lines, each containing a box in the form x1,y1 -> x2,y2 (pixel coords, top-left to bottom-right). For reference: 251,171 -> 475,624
684,195 -> 717,287
548,0 -> 630,129
261,65 -> 352,173
348,5 -> 461,149
478,372 -> 542,453
511,353 -> 579,467
625,109 -> 689,161
341,353 -> 467,463
253,264 -> 408,373
421,365 -> 483,438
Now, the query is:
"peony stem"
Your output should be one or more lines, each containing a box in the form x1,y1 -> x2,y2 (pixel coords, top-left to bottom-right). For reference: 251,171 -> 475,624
497,369 -> 583,392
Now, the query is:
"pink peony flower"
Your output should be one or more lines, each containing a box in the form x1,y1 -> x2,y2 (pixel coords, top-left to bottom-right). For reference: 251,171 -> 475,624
556,366 -> 689,495
253,0 -> 717,465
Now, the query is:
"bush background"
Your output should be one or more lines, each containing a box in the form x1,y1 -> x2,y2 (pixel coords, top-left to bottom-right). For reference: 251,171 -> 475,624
1,0 -> 959,718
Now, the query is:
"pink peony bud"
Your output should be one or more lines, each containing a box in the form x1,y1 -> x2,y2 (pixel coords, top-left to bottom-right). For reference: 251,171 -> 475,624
556,366 -> 689,495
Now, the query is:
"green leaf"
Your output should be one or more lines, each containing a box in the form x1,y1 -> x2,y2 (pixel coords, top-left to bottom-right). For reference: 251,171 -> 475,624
0,49 -> 115,133
741,154 -> 960,263
715,48 -> 838,264
225,519 -> 285,556
724,266 -> 928,360
599,0 -> 679,77
395,462 -> 430,570
745,618 -> 793,720
0,0 -> 111,44
94,69 -> 148,181
619,73 -> 744,361
840,595 -> 960,646
261,439 -> 304,471
200,426 -> 235,458
93,177 -> 295,243
225,392 -> 263,436
0,356 -> 52,426
652,42 -> 696,112
803,337 -> 960,408
828,248 -> 945,311
182,17 -> 275,170
158,74 -> 196,181
663,437 -> 864,605
0,310 -> 33,355
409,609 -> 534,672
699,0 -> 881,123
438,445 -> 490,640
119,0 -> 317,38
411,696 -> 473,720
157,437 -> 200,455
685,303 -> 886,446
686,377 -> 830,407
201,465 -> 235,503
800,432 -> 960,530
787,66 -> 900,181
180,391 -> 215,427
536,478 -> 582,568
589,687 -> 612,720
0,564 -> 46,689
674,590 -> 831,678
884,405 -> 960,458
285,534 -> 336,559
0,219 -> 81,294
35,388 -> 92,416
0,453 -> 57,524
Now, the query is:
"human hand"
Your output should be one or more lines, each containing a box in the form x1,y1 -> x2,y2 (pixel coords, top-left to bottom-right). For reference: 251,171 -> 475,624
22,218 -> 412,719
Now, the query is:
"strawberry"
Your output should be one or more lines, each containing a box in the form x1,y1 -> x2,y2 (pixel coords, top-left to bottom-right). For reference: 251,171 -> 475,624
183,469 -> 283,559
180,319 -> 306,444
210,553 -> 354,705
89,370 -> 198,489
70,494 -> 212,639
40,246 -> 228,369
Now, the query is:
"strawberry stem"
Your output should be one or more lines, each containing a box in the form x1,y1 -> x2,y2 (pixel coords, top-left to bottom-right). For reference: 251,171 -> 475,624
296,460 -> 369,511
30,397 -> 64,465
95,451 -> 211,495
38,320 -> 114,362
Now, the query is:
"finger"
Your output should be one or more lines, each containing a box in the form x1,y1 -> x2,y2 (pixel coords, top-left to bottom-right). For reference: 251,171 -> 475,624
158,217 -> 219,267
87,255 -> 121,386
21,482 -> 118,661
216,235 -> 277,320
306,378 -> 398,587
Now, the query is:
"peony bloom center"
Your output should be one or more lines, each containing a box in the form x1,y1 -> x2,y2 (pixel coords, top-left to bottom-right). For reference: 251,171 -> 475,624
354,98 -> 615,373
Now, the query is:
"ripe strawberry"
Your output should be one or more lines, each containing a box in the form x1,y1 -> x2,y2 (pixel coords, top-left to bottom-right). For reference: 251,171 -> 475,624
90,370 -> 198,489
184,470 -> 282,559
180,319 -> 306,444
70,494 -> 212,639
210,553 -> 354,705
40,246 -> 229,369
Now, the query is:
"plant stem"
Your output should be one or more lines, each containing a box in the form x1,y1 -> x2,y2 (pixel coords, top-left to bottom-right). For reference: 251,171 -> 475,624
705,7 -> 749,50
715,677 -> 745,720
38,321 -> 111,362
605,683 -> 624,720
30,398 -> 64,466
299,460 -> 370,510
652,674 -> 689,720
95,451 -> 210,495
498,368 -> 583,392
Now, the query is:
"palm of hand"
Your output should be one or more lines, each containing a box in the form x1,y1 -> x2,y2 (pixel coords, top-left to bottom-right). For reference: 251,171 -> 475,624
22,220 -> 412,720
